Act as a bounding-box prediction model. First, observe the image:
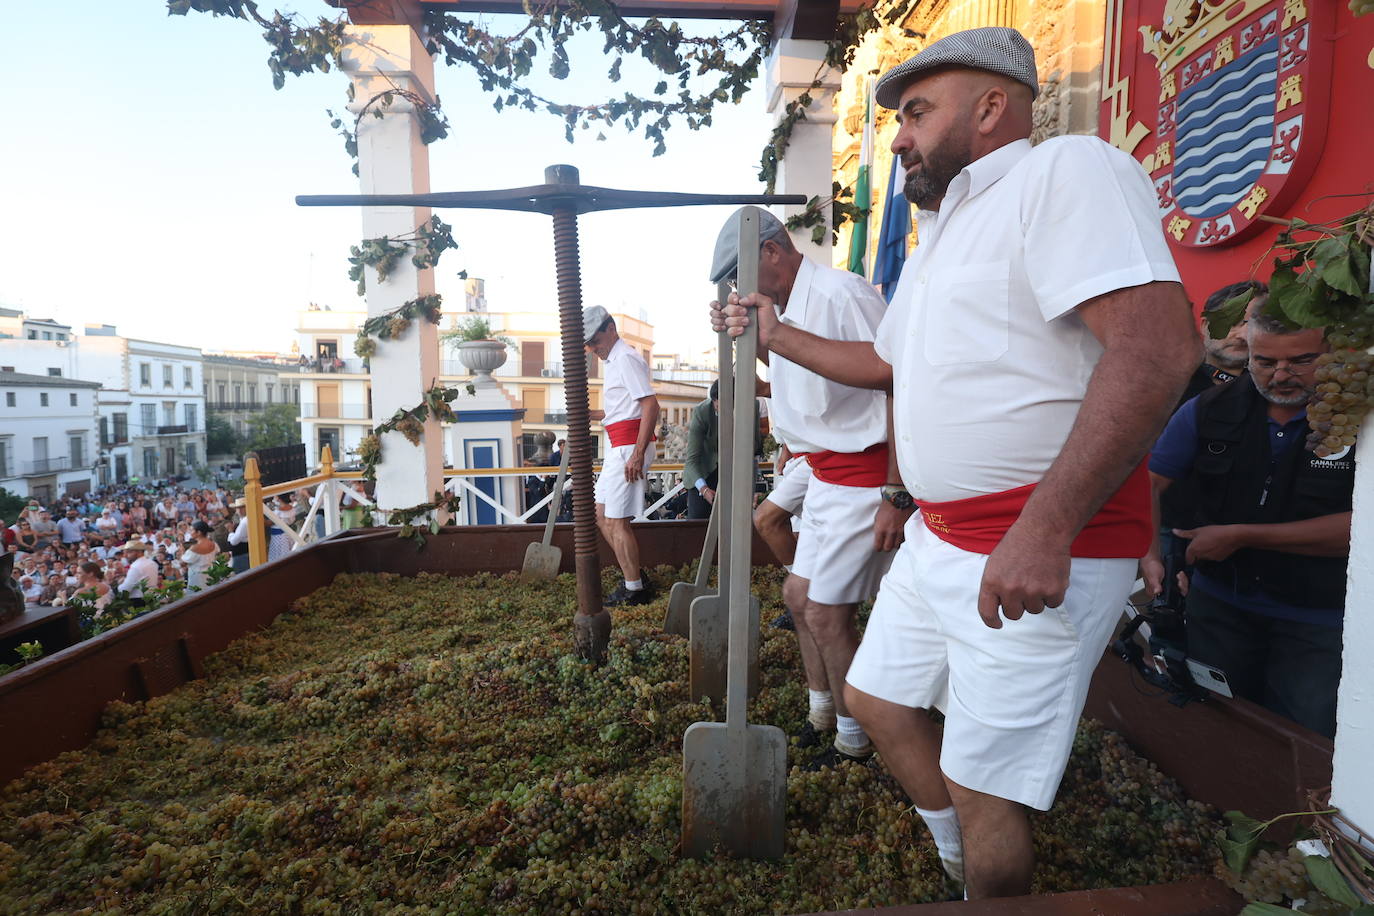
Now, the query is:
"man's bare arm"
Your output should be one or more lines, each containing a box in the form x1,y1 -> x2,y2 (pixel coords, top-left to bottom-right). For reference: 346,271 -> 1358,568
977,280 -> 1199,626
712,294 -> 893,392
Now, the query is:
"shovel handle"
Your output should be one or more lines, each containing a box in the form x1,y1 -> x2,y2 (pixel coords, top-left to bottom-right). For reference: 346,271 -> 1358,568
694,498 -> 720,589
540,448 -> 571,546
715,279 -> 735,619
726,210 -> 761,730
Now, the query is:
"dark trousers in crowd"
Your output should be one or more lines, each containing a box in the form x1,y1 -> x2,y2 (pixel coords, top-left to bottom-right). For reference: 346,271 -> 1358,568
1185,587 -> 1343,738
686,471 -> 717,520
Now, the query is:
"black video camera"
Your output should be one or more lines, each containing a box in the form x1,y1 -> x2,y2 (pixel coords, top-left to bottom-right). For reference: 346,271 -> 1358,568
1112,537 -> 1214,707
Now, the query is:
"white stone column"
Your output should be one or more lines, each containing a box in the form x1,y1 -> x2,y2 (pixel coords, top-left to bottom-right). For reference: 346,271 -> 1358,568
765,39 -> 842,267
1331,418 -> 1374,844
341,24 -> 444,517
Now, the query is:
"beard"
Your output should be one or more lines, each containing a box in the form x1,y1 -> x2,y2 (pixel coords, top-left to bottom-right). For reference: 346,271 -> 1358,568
1204,338 -> 1248,371
902,130 -> 973,209
1250,372 -> 1314,406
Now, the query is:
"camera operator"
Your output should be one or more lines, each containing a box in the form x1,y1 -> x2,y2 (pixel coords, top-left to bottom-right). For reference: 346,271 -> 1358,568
1146,313 -> 1352,738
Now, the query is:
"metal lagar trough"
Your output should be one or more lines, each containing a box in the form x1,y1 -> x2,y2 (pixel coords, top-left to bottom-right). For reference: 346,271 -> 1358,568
0,524 -> 1333,915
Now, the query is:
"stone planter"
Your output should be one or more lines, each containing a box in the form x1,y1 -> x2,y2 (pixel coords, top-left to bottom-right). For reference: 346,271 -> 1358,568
456,340 -> 508,388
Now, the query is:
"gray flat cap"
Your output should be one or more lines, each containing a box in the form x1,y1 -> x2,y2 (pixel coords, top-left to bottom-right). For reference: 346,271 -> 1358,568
874,27 -> 1038,109
709,208 -> 786,283
582,304 -> 611,343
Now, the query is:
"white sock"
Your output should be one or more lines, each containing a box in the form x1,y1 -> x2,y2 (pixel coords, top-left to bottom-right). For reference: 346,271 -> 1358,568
835,715 -> 868,748
807,689 -> 833,718
624,578 -> 643,591
914,804 -> 964,867
783,564 -> 793,573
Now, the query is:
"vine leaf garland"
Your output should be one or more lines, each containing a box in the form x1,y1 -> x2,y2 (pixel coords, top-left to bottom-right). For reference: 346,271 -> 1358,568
357,384 -> 473,483
347,217 -> 463,296
354,294 -> 444,359
327,86 -> 450,176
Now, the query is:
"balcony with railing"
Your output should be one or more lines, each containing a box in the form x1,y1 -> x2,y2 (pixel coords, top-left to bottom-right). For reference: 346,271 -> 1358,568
298,357 -> 368,375
23,456 -> 75,475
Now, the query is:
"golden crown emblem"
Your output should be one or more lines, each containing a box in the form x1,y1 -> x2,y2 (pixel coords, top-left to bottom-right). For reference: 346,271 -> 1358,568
1139,0 -> 1276,74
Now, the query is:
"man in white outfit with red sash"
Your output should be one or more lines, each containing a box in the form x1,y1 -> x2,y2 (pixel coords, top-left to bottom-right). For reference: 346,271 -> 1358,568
714,28 -> 1198,899
584,305 -> 660,606
710,209 -> 908,769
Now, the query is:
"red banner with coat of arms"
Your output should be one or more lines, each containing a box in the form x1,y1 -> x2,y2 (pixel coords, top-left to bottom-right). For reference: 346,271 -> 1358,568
1103,0 -> 1334,250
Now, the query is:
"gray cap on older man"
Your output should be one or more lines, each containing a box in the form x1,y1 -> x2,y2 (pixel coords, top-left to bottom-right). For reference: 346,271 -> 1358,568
708,208 -> 787,284
582,305 -> 612,343
873,26 -> 1039,110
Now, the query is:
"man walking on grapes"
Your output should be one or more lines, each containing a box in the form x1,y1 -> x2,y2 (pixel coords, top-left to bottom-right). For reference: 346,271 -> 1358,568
583,305 -> 661,606
713,27 -> 1197,898
1147,314 -> 1353,738
709,206 -> 902,771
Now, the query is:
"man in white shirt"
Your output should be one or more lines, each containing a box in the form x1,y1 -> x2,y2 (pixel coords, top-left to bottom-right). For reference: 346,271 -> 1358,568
584,305 -> 661,605
710,208 -> 904,770
714,28 -> 1198,898
118,540 -> 161,606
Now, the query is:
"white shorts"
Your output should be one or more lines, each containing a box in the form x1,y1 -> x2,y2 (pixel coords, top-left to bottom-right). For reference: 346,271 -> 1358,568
595,445 -> 654,519
846,518 -> 1135,811
766,456 -> 811,533
790,475 -> 893,606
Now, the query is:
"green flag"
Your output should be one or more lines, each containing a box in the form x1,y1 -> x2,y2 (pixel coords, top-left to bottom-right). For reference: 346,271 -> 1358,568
846,83 -> 874,276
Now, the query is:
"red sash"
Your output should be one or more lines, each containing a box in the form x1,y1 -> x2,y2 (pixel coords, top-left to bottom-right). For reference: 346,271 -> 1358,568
606,417 -> 655,449
918,461 -> 1152,558
795,443 -> 889,488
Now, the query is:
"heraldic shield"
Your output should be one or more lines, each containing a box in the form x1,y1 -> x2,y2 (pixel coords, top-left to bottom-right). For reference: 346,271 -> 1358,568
1114,0 -> 1333,249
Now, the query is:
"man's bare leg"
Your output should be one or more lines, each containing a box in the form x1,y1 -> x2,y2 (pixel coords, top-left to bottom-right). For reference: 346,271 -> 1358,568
754,500 -> 797,566
945,779 -> 1032,899
784,574 -> 827,692
595,505 -> 641,581
846,686 -> 963,885
801,598 -> 861,719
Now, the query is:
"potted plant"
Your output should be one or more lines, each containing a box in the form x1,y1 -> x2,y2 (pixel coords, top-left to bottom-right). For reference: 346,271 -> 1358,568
444,315 -> 514,388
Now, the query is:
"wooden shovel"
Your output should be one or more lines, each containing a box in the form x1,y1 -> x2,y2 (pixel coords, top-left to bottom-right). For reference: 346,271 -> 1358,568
681,207 -> 786,859
521,448 -> 571,579
663,496 -> 718,636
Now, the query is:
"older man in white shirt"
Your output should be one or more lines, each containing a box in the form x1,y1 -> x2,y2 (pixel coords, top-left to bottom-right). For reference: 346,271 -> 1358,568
118,540 -> 161,606
714,27 -> 1198,899
584,305 -> 661,606
710,208 -> 905,770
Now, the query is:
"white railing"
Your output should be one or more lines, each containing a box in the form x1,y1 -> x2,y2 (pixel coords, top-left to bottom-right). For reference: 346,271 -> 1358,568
443,463 -> 690,525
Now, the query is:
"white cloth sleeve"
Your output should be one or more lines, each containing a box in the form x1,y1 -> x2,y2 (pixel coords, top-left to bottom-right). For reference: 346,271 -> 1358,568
1021,138 -> 1182,323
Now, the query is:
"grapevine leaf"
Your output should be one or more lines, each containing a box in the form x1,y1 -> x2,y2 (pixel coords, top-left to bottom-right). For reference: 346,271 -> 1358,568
1217,810 -> 1266,873
1302,855 -> 1362,908
1239,905 -> 1295,916
1316,241 -> 1363,297
1204,288 -> 1253,339
429,518 -> 440,535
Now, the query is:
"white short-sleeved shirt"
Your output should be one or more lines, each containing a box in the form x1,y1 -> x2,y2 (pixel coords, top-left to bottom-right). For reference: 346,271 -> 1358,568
770,259 -> 888,454
875,136 -> 1180,503
601,338 -> 655,425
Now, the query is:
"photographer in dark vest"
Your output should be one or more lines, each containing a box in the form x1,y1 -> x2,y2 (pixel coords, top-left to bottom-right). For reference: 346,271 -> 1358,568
1146,313 -> 1352,737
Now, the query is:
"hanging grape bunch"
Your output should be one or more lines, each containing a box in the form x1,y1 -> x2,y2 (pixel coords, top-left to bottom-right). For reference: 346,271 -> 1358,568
1206,203 -> 1374,457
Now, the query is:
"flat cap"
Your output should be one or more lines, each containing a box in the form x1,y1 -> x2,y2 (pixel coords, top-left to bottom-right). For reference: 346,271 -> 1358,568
874,27 -> 1039,109
582,305 -> 612,343
709,208 -> 786,283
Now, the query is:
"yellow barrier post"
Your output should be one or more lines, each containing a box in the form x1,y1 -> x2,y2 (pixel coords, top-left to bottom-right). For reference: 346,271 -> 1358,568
319,446 -> 341,534
244,456 -> 268,568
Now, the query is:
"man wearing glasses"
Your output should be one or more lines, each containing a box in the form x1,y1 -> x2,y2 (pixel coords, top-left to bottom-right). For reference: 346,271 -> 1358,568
1148,313 -> 1353,738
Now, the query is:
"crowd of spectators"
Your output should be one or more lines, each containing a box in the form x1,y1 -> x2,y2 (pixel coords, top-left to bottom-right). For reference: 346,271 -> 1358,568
2,483 -> 248,612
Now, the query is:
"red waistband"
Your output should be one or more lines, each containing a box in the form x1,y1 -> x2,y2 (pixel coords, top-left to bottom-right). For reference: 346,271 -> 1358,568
918,461 -> 1152,558
794,443 -> 889,488
606,417 -> 655,449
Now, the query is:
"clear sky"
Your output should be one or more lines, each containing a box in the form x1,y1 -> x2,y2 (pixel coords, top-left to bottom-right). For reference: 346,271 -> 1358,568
0,2 -> 777,359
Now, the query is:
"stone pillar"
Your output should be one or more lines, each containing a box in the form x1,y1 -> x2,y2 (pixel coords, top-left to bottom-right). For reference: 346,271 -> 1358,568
341,24 -> 444,517
1331,418 -> 1374,843
765,39 -> 842,267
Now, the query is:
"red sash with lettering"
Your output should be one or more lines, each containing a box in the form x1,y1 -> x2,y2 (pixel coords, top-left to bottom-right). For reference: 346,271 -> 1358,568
606,418 -> 655,449
795,443 -> 889,488
918,461 -> 1151,558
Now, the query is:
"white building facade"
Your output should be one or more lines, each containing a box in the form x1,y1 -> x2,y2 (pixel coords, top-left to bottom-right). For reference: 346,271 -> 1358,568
0,371 -> 102,502
0,318 -> 207,485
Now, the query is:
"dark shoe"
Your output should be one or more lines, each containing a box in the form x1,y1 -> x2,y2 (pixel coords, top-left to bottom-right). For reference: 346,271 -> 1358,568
606,577 -> 656,607
802,741 -> 874,772
791,720 -> 829,750
770,609 -> 795,630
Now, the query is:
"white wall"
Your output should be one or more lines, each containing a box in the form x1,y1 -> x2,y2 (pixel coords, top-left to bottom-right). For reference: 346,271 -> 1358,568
0,379 -> 100,498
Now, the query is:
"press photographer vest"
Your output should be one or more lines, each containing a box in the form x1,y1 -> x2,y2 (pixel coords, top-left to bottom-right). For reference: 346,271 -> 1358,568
1185,378 -> 1354,609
